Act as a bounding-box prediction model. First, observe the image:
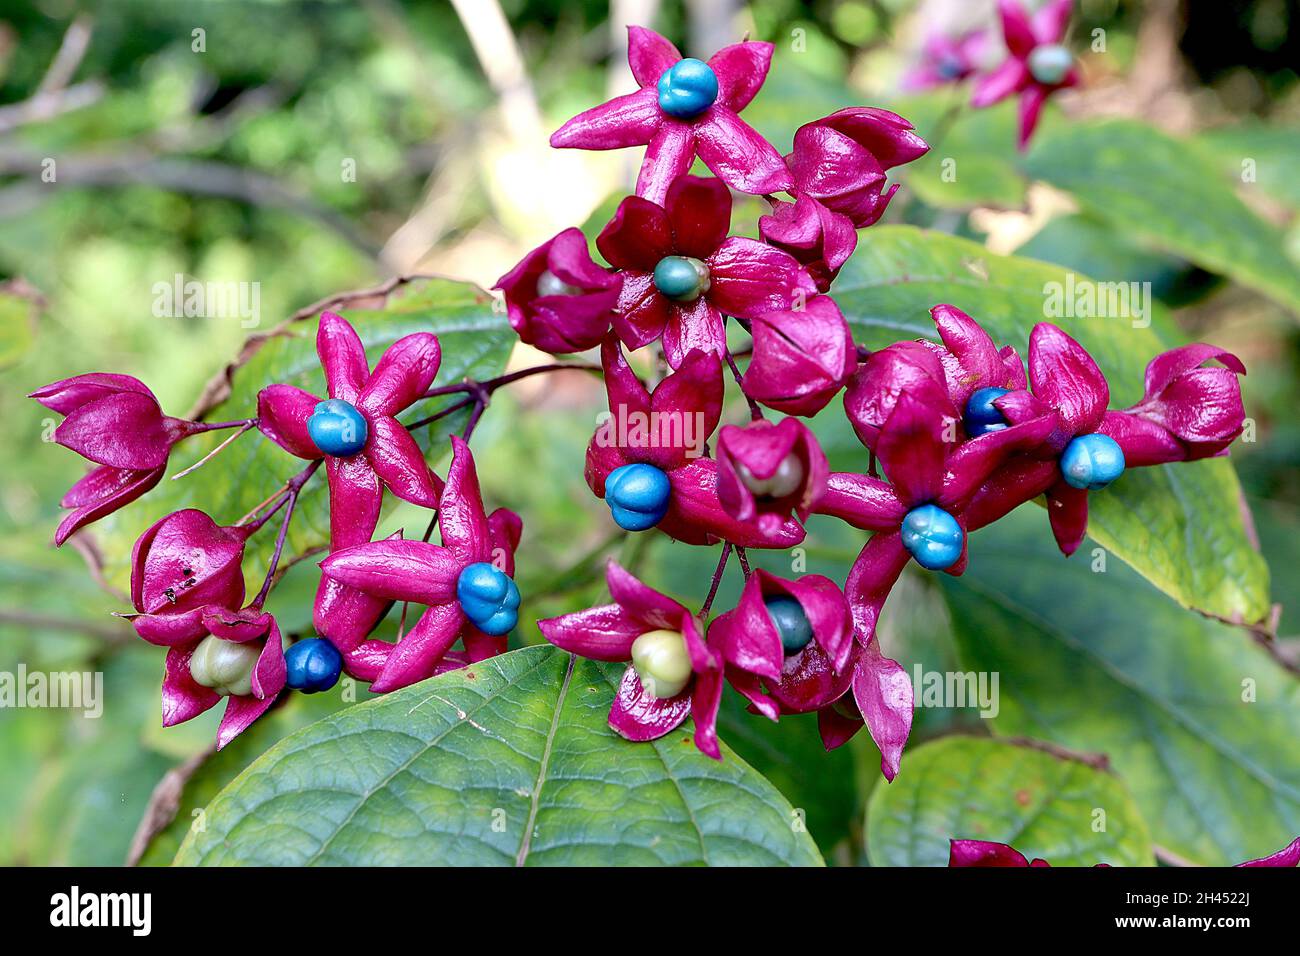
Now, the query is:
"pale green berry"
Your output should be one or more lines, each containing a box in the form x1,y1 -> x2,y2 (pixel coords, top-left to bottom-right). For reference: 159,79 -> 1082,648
630,629 -> 693,699
189,634 -> 263,697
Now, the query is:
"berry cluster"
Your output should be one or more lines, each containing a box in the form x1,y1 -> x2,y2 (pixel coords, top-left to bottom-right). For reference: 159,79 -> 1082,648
34,314 -> 523,747
32,23 -> 1246,774
512,27 -> 1247,775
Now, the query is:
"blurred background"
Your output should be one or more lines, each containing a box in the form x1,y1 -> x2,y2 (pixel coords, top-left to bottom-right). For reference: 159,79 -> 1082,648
0,0 -> 1297,865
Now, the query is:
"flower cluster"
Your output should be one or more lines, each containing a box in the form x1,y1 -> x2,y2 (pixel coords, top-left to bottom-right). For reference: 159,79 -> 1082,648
909,0 -> 1078,149
32,23 -> 1248,787
35,311 -> 524,748
517,27 -> 1247,780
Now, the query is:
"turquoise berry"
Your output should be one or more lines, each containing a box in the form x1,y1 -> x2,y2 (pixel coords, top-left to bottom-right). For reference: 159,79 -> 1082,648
900,504 -> 964,571
935,53 -> 966,80
308,398 -> 369,457
653,256 -> 709,302
764,596 -> 813,655
656,58 -> 719,118
1060,433 -> 1125,491
284,637 -> 342,694
605,462 -> 671,531
456,562 -> 520,636
1027,44 -> 1073,85
964,387 -> 1010,437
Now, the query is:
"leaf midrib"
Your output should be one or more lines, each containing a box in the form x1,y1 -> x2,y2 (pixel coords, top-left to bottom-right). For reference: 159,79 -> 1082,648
514,652 -> 575,866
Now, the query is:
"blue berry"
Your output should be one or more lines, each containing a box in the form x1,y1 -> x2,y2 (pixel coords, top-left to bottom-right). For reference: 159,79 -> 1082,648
964,387 -> 1010,437
1027,44 -> 1073,86
605,462 -> 671,531
764,596 -> 813,655
900,504 -> 964,571
285,637 -> 343,693
652,256 -> 709,302
656,58 -> 719,118
1060,433 -> 1125,491
456,562 -> 520,636
308,398 -> 369,457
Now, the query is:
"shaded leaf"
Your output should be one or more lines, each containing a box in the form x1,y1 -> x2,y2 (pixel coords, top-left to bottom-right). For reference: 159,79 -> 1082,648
866,735 -> 1153,867
940,505 -> 1300,865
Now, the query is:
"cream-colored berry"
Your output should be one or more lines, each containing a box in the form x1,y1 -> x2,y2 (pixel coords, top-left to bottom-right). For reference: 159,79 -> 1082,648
630,629 -> 693,699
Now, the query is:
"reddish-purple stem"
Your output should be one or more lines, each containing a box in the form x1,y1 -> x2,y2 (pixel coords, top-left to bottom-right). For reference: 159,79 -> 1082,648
249,458 -> 322,607
699,543 -> 733,618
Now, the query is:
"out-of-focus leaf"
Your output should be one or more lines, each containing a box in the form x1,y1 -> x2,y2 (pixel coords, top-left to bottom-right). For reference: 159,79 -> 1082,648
866,736 -> 1154,867
21,649 -> 175,866
940,505 -> 1300,865
1024,120 -> 1300,316
1197,123 -> 1300,212
894,96 -> 1028,211
176,645 -> 823,866
0,281 -> 39,369
1014,213 -> 1199,305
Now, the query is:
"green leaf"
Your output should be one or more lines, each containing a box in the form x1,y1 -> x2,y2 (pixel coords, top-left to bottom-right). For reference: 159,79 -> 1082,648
136,689 -> 374,866
92,277 -> 514,592
0,280 -> 39,370
1196,123 -> 1300,213
1014,214 -> 1198,305
21,649 -> 176,866
939,505 -> 1300,865
866,736 -> 1154,867
176,645 -> 823,866
716,686 -> 864,863
831,226 -> 1270,624
1024,120 -> 1300,316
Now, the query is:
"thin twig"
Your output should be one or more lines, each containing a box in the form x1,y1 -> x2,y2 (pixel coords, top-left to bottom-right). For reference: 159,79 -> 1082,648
422,362 -> 601,399
170,421 -> 255,480
699,543 -> 733,618
735,545 -> 752,579
723,346 -> 764,422
251,459 -> 322,607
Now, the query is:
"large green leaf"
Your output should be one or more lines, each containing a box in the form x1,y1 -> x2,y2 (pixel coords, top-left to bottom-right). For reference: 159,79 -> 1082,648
831,226 -> 1269,624
91,277 -> 514,592
1014,214 -> 1199,306
1196,123 -> 1300,212
136,688 -> 375,866
1024,120 -> 1300,316
866,736 -> 1153,867
176,645 -> 823,866
940,505 -> 1300,866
